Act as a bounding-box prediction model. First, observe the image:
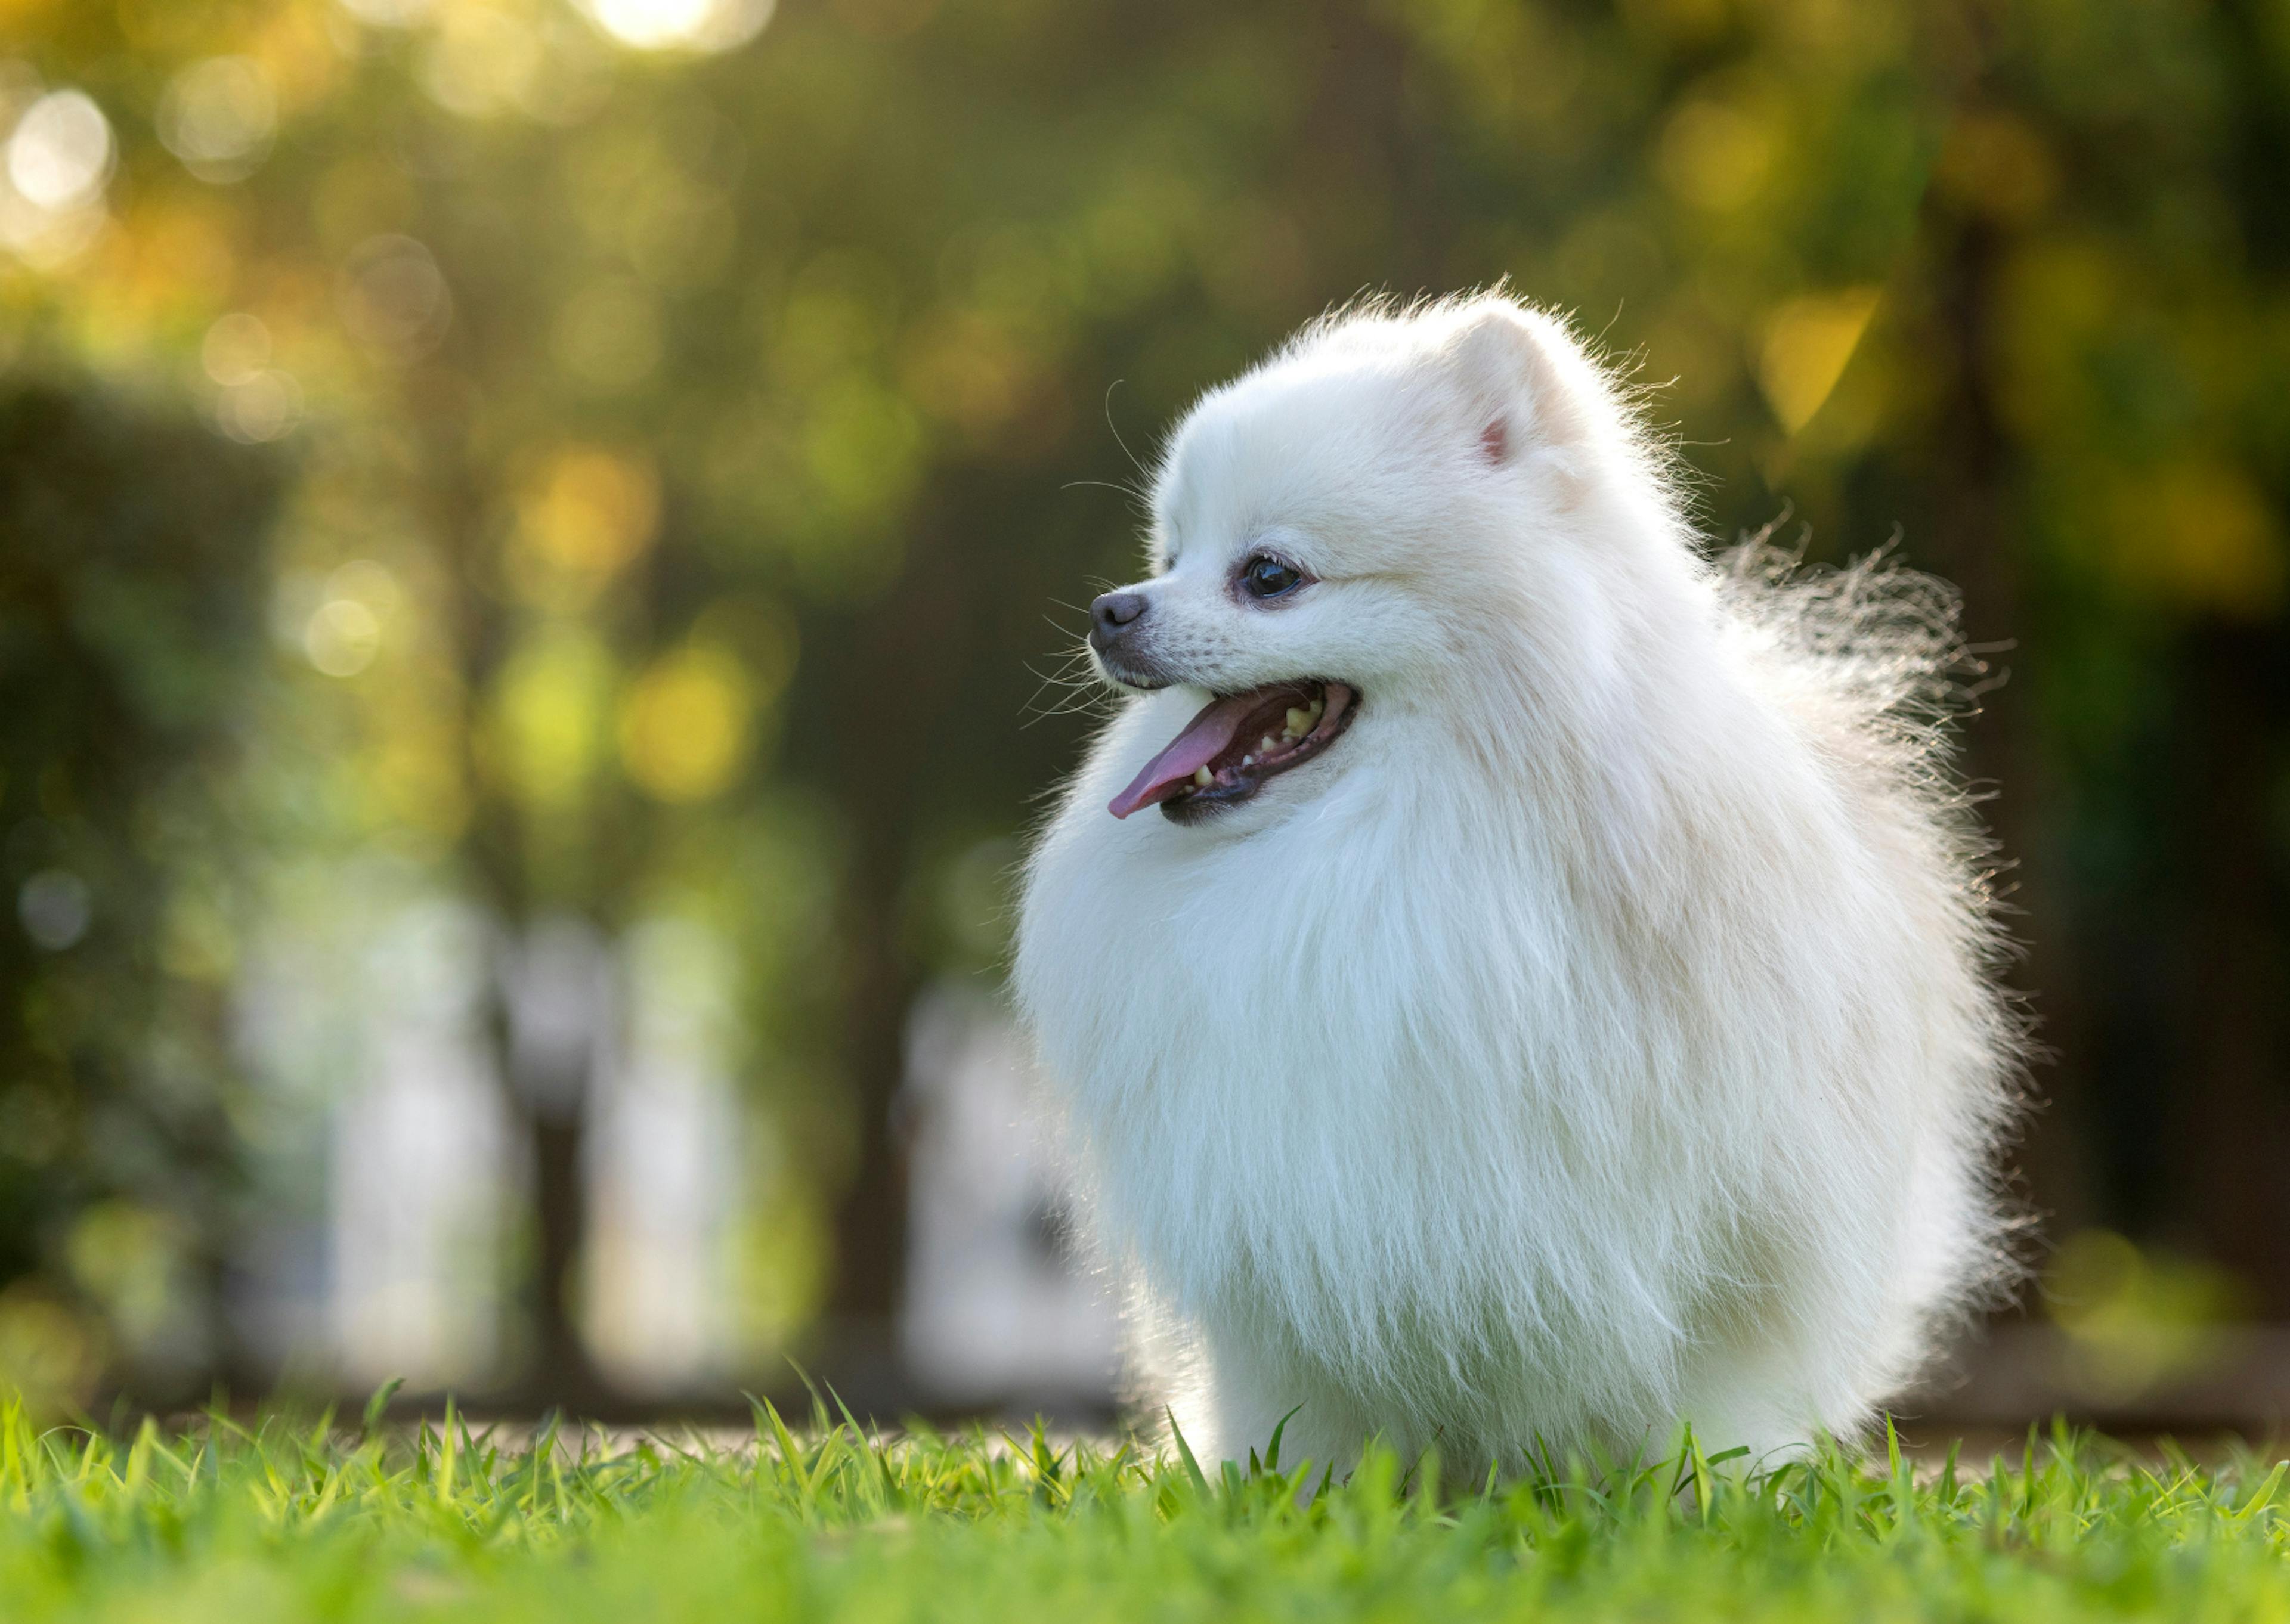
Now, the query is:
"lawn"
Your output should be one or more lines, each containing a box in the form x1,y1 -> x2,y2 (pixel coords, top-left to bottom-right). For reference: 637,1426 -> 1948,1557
3,1392 -> 2288,1622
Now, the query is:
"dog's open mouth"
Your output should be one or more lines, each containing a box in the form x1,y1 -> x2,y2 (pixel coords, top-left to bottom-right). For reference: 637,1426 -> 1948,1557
1107,680 -> 1358,822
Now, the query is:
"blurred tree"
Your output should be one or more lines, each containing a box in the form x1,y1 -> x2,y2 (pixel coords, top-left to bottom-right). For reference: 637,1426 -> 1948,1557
0,377 -> 281,1404
1875,0 -> 2290,1303
1,0 -> 2285,1408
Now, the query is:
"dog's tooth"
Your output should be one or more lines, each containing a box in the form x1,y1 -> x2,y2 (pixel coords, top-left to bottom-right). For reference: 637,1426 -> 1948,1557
1283,707 -> 1310,737
1260,736 -> 1277,754
1241,755 -> 1254,767
1192,765 -> 1214,788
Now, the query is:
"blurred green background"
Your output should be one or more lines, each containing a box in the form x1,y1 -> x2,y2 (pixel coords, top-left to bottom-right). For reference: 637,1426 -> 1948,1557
1,0 -> 2286,1422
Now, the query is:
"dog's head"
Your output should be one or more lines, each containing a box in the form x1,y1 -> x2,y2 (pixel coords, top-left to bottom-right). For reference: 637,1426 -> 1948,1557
1089,293 -> 1667,825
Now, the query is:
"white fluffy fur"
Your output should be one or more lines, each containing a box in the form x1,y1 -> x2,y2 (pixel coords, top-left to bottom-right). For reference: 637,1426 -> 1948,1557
1014,293 -> 2020,1475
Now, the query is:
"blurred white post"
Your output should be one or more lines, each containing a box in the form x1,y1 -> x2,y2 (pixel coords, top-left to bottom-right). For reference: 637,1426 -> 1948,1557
332,899 -> 511,1389
899,981 -> 1118,1408
239,890 -> 759,1397
582,916 -> 743,1393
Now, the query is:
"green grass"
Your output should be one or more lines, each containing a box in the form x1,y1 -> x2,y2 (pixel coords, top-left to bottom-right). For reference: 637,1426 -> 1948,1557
3,1392 -> 2289,1622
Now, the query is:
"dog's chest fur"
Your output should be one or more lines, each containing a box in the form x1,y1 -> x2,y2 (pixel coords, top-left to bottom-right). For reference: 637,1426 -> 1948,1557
1014,706 -> 1752,1410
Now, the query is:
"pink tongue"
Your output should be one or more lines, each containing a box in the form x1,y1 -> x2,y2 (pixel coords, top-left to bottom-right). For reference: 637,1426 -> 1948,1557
1107,692 -> 1268,819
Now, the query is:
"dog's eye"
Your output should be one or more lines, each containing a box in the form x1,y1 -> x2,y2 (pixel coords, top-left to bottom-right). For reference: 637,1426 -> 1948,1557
1240,554 -> 1304,600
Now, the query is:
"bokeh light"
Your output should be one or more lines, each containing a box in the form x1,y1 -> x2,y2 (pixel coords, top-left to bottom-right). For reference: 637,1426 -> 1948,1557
336,0 -> 434,23
215,369 -> 304,444
305,597 -> 383,677
490,627 -> 616,811
420,6 -> 546,117
5,89 -> 111,211
17,871 -> 92,952
583,0 -> 775,53
329,560 -> 404,619
338,234 -> 453,361
0,83 -> 111,266
156,58 -> 276,184
507,445 -> 661,608
203,312 -> 303,441
202,313 -> 272,386
618,643 -> 756,802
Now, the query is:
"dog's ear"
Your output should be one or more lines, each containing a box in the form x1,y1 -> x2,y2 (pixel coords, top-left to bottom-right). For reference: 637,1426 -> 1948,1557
1442,299 -> 1593,469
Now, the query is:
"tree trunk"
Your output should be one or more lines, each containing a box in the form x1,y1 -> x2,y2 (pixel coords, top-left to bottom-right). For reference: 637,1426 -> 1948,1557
500,917 -> 615,1406
2178,622 -> 2290,1309
822,854 -> 917,1336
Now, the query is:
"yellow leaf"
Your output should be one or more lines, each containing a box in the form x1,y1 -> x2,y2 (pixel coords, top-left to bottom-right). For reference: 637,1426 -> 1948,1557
1757,287 -> 1880,434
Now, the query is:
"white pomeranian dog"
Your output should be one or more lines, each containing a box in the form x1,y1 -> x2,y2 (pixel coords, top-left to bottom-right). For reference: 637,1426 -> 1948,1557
1013,292 -> 2020,1474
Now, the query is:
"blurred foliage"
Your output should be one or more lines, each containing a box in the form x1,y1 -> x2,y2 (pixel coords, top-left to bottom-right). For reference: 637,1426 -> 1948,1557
0,379 -> 281,1395
0,0 -> 2285,1403
2044,1227 -> 2250,1404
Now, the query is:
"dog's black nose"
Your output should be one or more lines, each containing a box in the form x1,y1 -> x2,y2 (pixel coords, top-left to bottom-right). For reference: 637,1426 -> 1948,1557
1090,590 -> 1148,649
